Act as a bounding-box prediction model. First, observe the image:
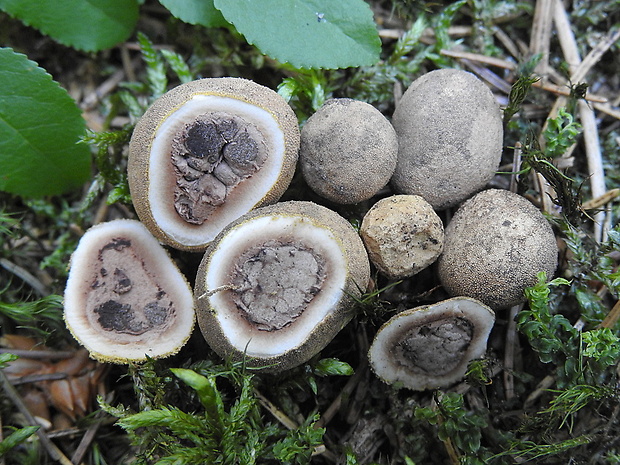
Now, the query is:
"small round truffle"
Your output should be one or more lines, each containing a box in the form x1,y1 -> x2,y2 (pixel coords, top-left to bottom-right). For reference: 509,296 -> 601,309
128,77 -> 300,251
194,201 -> 370,372
360,195 -> 444,279
391,69 -> 503,209
437,189 -> 558,308
300,98 -> 398,204
368,297 -> 495,391
63,220 -> 195,363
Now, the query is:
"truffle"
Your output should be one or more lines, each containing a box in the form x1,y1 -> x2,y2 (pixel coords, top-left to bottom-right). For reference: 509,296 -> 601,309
63,220 -> 195,363
437,189 -> 558,308
128,77 -> 300,251
368,297 -> 495,391
300,98 -> 398,204
194,201 -> 370,372
391,69 -> 503,209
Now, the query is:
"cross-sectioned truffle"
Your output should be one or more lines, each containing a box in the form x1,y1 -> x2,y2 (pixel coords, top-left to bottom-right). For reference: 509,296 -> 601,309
368,297 -> 495,391
194,201 -> 370,372
63,220 -> 195,363
128,77 -> 300,251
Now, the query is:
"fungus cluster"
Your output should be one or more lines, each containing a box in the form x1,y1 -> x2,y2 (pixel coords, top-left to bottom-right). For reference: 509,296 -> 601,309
64,69 -> 558,389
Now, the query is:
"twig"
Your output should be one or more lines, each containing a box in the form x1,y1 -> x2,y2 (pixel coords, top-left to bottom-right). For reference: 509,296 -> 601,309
0,370 -> 73,465
510,143 -> 522,194
439,49 -> 608,103
0,258 -> 48,297
504,304 -> 522,401
316,358 -> 368,428
598,299 -> 620,330
70,411 -> 108,465
0,348 -> 75,360
529,0 -> 554,77
254,389 -> 298,430
579,99 -> 607,241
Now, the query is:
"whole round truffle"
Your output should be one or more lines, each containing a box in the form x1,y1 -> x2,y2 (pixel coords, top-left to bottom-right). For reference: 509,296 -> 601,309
300,98 -> 398,204
437,189 -> 558,308
128,77 -> 300,251
194,201 -> 370,372
360,195 -> 444,279
391,69 -> 503,210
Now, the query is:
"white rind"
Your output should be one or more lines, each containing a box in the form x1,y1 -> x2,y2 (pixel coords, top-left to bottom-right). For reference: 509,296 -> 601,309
368,297 -> 494,391
149,95 -> 286,248
203,215 -> 347,357
63,219 -> 195,363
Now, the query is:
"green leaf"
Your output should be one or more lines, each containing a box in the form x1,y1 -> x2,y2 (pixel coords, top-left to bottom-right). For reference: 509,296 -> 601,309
0,353 -> 18,369
213,0 -> 381,69
0,425 -> 39,455
0,48 -> 91,197
0,0 -> 139,52
159,0 -> 228,28
313,358 -> 354,377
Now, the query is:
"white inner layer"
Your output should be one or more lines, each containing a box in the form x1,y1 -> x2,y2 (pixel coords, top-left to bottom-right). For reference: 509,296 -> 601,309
149,95 -> 286,247
206,215 -> 348,357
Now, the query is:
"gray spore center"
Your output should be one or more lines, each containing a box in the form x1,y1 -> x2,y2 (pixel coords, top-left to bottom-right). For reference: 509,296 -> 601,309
171,112 -> 267,225
230,240 -> 326,331
393,317 -> 473,375
89,238 -> 174,335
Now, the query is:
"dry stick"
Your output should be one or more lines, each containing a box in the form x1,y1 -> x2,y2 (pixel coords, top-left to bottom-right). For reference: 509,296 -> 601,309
529,0 -> 560,215
582,189 -> 620,211
439,49 -> 609,103
504,304 -> 522,401
493,25 -> 522,59
254,390 -> 336,462
529,0 -> 554,77
510,143 -> 523,194
551,0 -> 619,241
316,358 -> 368,428
459,59 -> 512,94
0,370 -> 74,465
0,348 -> 75,360
579,99 -> 608,241
598,299 -> 620,330
0,258 -> 48,297
0,414 -> 4,465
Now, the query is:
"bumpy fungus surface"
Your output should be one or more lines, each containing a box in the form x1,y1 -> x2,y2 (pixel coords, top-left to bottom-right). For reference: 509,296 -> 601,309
300,98 -> 398,204
128,77 -> 299,251
64,220 -> 195,363
195,201 -> 370,372
437,189 -> 559,309
369,297 -> 494,391
391,69 -> 503,210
